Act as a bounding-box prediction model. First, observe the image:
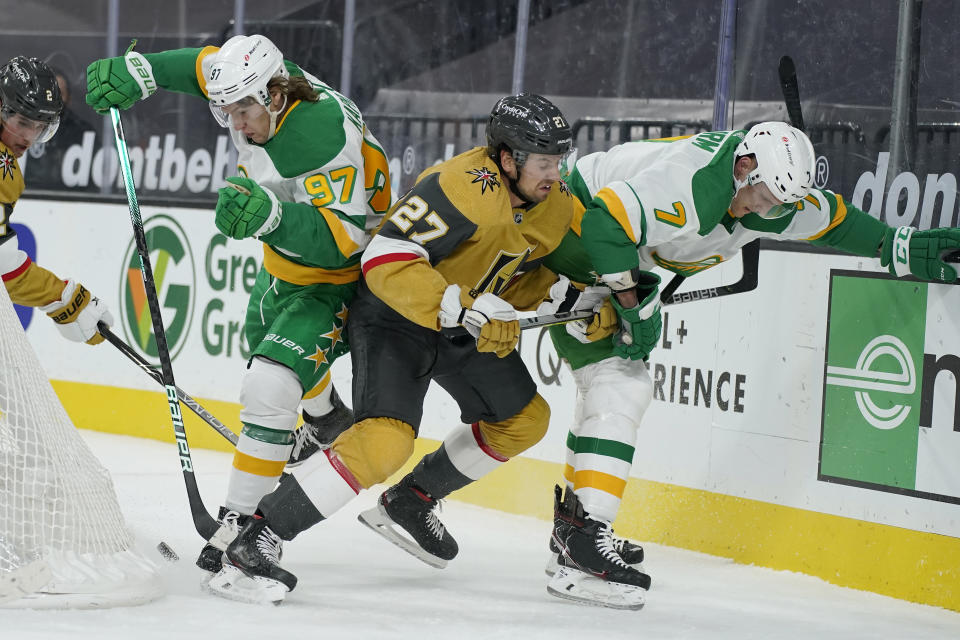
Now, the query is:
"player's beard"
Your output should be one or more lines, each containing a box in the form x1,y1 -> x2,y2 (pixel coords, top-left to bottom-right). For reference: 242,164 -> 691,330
511,171 -> 544,205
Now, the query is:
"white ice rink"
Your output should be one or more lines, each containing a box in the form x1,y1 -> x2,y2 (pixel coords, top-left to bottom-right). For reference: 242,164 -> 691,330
6,431 -> 959,640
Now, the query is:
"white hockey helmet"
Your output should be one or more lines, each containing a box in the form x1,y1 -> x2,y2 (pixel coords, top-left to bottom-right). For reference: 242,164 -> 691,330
735,121 -> 815,217
206,34 -> 288,127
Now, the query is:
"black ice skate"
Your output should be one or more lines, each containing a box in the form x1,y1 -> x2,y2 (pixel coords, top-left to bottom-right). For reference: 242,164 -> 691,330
357,475 -> 458,569
287,387 -> 354,467
207,515 -> 296,605
546,485 -> 644,576
196,506 -> 251,577
548,486 -> 651,610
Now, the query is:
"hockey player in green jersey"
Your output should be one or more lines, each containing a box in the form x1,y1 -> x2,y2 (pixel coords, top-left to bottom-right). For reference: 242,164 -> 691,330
542,121 -> 960,610
85,35 -> 392,581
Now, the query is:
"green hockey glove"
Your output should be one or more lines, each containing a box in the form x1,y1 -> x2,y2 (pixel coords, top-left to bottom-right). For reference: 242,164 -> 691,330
610,271 -> 662,361
86,50 -> 158,114
881,226 -> 960,282
215,177 -> 282,240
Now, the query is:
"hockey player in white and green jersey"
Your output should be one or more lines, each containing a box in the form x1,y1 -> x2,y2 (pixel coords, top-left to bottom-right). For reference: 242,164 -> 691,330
542,121 -> 960,609
85,35 -> 392,593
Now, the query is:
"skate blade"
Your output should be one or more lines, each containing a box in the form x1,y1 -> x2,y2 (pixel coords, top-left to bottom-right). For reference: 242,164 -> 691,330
546,566 -> 646,611
0,560 -> 53,604
545,552 -> 561,577
357,504 -> 448,569
205,565 -> 289,606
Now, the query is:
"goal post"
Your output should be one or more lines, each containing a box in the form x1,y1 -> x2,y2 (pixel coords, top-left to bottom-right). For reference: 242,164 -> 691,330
0,283 -> 162,608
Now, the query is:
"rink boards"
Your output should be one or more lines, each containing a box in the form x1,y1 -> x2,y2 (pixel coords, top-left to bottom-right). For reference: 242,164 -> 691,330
14,198 -> 959,611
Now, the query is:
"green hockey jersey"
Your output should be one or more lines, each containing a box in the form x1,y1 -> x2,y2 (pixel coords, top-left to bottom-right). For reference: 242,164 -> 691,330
143,46 -> 391,285
566,130 -> 887,280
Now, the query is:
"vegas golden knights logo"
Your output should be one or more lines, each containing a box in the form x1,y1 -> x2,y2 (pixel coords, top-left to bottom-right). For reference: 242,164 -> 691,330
469,249 -> 531,298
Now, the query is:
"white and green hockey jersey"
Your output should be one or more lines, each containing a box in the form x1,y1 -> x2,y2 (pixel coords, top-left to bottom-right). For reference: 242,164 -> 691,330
561,130 -> 887,280
141,46 -> 391,285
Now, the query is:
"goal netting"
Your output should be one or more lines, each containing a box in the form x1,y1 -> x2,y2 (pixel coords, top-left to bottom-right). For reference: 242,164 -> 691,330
0,283 -> 161,608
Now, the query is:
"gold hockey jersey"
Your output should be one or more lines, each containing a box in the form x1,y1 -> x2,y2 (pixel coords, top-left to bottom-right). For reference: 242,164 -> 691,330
361,146 -> 579,329
1,139 -> 67,306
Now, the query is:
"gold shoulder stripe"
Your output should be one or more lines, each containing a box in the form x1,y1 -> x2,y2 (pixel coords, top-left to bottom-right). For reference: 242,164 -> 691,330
805,192 -> 848,241
595,187 -> 637,244
275,99 -> 302,134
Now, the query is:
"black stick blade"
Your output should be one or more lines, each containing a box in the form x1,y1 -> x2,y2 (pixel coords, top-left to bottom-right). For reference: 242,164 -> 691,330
778,55 -> 804,131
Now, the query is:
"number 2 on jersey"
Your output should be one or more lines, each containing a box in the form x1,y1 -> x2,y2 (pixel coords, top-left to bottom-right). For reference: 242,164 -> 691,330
389,195 -> 450,243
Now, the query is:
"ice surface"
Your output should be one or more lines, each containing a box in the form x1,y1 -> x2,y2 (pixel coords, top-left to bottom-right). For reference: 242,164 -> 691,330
5,431 -> 958,640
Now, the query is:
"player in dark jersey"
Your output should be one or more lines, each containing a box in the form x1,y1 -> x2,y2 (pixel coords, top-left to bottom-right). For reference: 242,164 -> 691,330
205,94 -> 598,604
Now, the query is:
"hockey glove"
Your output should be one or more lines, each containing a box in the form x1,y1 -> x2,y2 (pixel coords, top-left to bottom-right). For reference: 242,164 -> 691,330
439,284 -> 519,358
85,51 -> 158,114
40,280 -> 114,345
566,298 -> 619,344
880,225 -> 960,282
536,275 -> 612,315
215,177 -> 282,240
611,271 -> 662,361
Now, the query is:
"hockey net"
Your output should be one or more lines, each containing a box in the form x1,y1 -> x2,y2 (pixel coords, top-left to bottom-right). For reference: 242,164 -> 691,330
0,283 -> 161,608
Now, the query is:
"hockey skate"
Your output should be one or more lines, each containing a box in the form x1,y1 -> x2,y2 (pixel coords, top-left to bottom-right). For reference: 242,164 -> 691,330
547,487 -> 651,610
357,475 -> 458,569
287,387 -> 354,468
545,485 -> 645,577
196,507 -> 251,580
207,515 -> 296,606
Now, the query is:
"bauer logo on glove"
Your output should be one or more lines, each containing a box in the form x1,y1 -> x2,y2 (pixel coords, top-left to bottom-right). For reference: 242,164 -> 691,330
40,280 -> 115,345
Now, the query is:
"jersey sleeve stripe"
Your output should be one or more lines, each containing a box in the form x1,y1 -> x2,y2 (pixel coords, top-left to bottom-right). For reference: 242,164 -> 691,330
805,191 -> 848,241
1,254 -> 31,281
195,45 -> 220,98
318,207 -> 362,258
361,252 -> 423,277
595,187 -> 638,244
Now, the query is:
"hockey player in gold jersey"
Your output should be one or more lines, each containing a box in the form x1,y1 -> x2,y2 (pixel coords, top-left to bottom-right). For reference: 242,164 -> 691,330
0,56 -> 112,343
205,94 -> 612,603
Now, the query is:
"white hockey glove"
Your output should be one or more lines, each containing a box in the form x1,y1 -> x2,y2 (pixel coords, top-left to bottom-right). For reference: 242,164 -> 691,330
566,298 -> 620,344
439,284 -> 519,358
536,275 -> 612,316
40,279 -> 114,345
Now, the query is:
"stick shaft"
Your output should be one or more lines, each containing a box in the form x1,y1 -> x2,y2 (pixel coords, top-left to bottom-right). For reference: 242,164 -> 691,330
98,322 -> 238,446
110,107 -> 218,539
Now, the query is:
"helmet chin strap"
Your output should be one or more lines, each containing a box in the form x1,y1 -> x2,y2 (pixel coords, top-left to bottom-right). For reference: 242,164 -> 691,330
265,94 -> 288,141
492,152 -> 533,206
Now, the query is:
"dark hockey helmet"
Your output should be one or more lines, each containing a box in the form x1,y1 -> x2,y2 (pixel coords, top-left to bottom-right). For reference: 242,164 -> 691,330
486,93 -> 572,165
0,56 -> 62,143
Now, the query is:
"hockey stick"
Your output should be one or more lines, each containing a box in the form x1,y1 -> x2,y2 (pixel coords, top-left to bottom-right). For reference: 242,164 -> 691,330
97,322 -> 238,446
660,239 -> 760,305
109,107 -> 219,540
778,56 -> 804,131
519,242 -> 762,330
